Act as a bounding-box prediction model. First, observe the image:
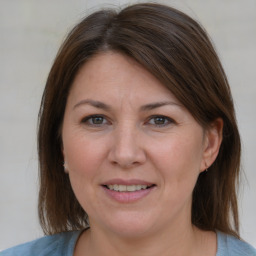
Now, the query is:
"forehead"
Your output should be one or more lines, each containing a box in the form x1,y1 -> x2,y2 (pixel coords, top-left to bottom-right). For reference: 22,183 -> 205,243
68,51 -> 179,105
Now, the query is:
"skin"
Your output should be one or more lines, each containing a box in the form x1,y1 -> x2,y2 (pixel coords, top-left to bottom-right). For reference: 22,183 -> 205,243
62,52 -> 223,256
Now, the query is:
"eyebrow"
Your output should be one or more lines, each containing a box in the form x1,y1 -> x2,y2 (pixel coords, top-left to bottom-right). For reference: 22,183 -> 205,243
73,99 -> 181,111
140,101 -> 182,111
73,99 -> 111,110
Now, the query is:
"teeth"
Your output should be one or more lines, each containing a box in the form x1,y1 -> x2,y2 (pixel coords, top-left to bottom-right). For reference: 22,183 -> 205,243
106,184 -> 148,192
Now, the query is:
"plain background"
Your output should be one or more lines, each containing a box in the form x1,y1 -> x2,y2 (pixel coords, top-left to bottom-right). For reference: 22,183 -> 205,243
0,0 -> 255,250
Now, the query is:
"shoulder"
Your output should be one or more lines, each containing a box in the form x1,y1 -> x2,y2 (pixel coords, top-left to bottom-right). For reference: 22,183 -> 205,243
217,231 -> 256,256
0,231 -> 82,256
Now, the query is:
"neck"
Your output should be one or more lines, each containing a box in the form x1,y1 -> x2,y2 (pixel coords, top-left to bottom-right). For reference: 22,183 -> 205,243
74,219 -> 215,256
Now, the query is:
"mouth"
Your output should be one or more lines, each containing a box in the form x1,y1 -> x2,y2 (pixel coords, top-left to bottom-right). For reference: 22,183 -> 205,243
103,184 -> 156,192
101,180 -> 156,203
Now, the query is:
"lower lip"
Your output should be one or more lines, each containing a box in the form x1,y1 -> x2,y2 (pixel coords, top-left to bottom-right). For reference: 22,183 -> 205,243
102,186 -> 155,203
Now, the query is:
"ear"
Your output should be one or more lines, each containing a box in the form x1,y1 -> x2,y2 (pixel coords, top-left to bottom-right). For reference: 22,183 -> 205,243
200,118 -> 223,172
62,145 -> 69,173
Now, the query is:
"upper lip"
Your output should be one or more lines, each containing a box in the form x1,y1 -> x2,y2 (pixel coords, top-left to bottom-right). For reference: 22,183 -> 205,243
102,179 -> 155,186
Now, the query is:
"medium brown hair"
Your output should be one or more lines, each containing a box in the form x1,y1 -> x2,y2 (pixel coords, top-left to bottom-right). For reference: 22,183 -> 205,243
38,3 -> 241,237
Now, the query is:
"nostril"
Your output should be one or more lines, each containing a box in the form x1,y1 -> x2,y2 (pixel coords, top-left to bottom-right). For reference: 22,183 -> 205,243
107,135 -> 147,168
110,158 -> 141,169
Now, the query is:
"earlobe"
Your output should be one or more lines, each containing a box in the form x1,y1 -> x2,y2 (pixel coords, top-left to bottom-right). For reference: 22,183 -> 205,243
63,162 -> 69,173
62,146 -> 69,173
201,118 -> 223,172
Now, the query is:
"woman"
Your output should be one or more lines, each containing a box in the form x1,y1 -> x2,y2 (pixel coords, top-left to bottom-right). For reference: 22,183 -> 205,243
1,3 -> 255,256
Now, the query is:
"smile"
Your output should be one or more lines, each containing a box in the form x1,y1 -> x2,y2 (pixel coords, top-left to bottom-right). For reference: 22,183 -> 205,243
106,184 -> 152,192
102,181 -> 156,203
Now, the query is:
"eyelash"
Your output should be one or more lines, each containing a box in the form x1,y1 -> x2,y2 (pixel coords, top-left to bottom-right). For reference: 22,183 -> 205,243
146,115 -> 174,127
81,115 -> 109,126
81,115 -> 175,128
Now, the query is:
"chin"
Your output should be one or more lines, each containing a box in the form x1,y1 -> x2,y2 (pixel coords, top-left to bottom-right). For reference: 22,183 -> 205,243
96,211 -> 158,238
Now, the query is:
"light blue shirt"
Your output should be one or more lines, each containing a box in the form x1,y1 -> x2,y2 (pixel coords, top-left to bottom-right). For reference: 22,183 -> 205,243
1,230 -> 256,255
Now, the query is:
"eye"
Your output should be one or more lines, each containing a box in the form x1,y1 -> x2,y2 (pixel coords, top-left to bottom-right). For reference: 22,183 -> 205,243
81,115 -> 108,126
147,115 -> 174,127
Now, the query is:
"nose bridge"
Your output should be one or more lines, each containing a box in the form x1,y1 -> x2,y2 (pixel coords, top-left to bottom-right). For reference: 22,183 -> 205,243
109,120 -> 145,168
117,122 -> 136,153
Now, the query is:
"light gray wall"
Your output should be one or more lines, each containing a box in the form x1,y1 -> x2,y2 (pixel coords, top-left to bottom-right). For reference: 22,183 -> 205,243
0,0 -> 255,250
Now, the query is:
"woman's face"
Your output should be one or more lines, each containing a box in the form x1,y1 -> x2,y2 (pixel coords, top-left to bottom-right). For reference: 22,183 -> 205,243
62,52 -> 218,238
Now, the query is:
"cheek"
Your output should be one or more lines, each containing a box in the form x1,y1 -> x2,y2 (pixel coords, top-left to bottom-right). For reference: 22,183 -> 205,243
149,133 -> 203,190
152,136 -> 203,172
63,136 -> 107,212
63,132 -> 107,175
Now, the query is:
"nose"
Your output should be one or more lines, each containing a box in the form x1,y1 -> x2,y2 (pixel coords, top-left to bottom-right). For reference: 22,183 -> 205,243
107,124 -> 146,169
